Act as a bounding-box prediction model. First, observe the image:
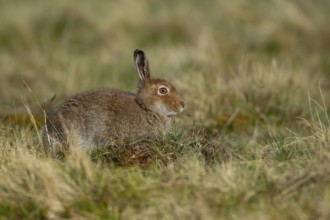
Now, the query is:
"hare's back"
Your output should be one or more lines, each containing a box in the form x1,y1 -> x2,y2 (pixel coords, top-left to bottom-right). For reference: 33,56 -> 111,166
54,88 -> 135,118
44,88 -> 139,148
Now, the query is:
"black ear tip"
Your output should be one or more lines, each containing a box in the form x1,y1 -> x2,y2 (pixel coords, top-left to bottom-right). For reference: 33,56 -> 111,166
134,49 -> 145,59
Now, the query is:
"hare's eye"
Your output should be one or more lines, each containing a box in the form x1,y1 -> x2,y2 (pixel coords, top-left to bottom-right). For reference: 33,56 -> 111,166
158,86 -> 168,95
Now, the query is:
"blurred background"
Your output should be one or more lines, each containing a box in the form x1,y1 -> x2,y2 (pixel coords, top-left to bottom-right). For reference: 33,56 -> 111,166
1,0 -> 330,128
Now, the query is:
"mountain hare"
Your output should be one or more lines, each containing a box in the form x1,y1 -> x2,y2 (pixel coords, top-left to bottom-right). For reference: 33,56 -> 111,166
43,49 -> 184,153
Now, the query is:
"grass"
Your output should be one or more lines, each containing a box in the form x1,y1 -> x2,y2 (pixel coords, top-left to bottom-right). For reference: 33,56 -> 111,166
1,0 -> 330,219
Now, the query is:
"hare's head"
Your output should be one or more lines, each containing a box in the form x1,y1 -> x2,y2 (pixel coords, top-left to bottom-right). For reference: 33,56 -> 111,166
134,49 -> 184,117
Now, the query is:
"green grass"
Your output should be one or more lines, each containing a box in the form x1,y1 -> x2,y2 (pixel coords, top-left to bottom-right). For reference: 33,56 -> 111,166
1,0 -> 330,219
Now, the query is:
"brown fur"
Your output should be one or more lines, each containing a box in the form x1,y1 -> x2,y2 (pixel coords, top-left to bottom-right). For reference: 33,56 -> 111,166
43,49 -> 184,153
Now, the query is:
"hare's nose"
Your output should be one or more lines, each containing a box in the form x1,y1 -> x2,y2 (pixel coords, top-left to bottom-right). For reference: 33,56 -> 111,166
180,100 -> 185,108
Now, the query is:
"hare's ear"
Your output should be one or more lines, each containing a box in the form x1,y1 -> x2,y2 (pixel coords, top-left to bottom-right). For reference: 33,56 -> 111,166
134,49 -> 150,82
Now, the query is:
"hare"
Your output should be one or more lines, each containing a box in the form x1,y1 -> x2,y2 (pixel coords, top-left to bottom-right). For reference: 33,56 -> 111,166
43,49 -> 184,153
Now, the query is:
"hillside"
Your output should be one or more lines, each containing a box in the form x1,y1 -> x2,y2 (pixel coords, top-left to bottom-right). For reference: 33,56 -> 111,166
1,0 -> 330,219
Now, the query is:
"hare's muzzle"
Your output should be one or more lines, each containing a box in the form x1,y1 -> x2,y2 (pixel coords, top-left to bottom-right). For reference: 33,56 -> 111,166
167,99 -> 184,117
180,100 -> 185,109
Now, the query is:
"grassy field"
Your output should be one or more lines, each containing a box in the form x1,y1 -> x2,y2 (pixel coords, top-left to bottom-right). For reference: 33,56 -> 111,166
1,0 -> 330,219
